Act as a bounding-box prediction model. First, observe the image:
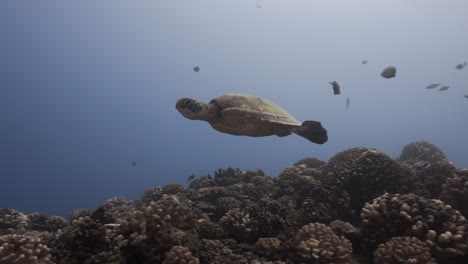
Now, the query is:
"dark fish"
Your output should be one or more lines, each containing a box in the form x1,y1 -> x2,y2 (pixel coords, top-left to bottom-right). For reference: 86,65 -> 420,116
464,95 -> 468,99
464,61 -> 467,66
425,83 -> 440,89
188,174 -> 195,181
381,66 -> 396,79
346,97 -> 350,110
362,60 -> 368,64
455,64 -> 464,70
438,86 -> 449,91
132,161 -> 136,166
329,81 -> 341,95
90,207 -> 113,224
193,66 -> 200,72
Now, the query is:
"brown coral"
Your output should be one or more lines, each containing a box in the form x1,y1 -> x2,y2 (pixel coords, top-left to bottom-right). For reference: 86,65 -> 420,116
0,234 -> 53,264
361,193 -> 468,260
373,236 -> 436,264
0,209 -> 29,233
288,223 -> 353,263
440,169 -> 468,217
162,245 -> 199,264
324,147 -> 417,215
293,157 -> 326,168
399,141 -> 448,164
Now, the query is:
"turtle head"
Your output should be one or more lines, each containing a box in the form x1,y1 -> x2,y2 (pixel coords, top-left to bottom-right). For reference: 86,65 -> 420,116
176,98 -> 208,120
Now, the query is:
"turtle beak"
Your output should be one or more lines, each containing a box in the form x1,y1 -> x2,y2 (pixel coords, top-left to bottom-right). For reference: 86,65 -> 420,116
176,99 -> 185,110
176,98 -> 200,120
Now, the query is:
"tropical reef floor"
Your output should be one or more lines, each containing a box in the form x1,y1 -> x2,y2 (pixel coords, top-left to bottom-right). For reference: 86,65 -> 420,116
1,141 -> 468,264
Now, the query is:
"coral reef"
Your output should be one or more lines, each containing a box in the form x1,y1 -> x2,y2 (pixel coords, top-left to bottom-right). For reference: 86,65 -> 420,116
440,169 -> 468,217
288,223 -> 353,263
293,157 -> 326,168
399,141 -> 448,164
323,147 -> 418,219
0,234 -> 53,264
361,193 -> 468,259
373,237 -> 436,264
2,141 -> 468,263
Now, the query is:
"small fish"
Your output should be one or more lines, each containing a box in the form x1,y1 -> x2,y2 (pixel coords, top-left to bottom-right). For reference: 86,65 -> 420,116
132,161 -> 136,166
188,174 -> 195,181
256,2 -> 261,8
455,64 -> 464,70
464,95 -> 468,99
438,86 -> 449,91
193,66 -> 200,72
346,97 -> 350,110
329,81 -> 341,95
381,66 -> 396,79
362,60 -> 368,64
425,83 -> 440,89
464,61 -> 467,66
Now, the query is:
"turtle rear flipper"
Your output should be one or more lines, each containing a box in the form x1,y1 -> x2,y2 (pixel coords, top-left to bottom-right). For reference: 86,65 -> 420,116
294,121 -> 328,144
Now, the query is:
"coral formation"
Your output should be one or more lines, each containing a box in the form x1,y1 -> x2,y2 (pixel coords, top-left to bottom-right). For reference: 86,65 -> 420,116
288,223 -> 353,263
3,141 -> 468,263
323,147 -> 418,217
440,169 -> 468,217
69,208 -> 93,222
162,245 -> 199,264
0,234 -> 53,264
399,141 -> 448,164
293,157 -> 326,168
361,193 -> 468,259
373,236 -> 436,264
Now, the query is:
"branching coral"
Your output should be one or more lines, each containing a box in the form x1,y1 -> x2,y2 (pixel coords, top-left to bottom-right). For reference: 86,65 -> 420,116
410,161 -> 457,198
399,141 -> 448,164
120,195 -> 200,263
69,209 -> 93,223
293,157 -> 326,168
288,223 -> 353,263
139,186 -> 163,206
162,245 -> 199,264
275,165 -> 353,224
0,234 -> 53,264
0,209 -> 29,233
28,213 -> 68,232
361,193 -> 468,259
373,236 -> 436,264
440,169 -> 468,217
51,216 -> 109,263
324,147 -> 418,216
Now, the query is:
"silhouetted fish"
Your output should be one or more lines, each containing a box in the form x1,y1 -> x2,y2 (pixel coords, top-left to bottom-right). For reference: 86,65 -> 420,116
346,97 -> 350,110
132,161 -> 136,166
362,60 -> 368,64
426,83 -> 440,89
381,66 -> 396,79
455,64 -> 464,70
188,174 -> 195,181
464,95 -> 468,99
329,81 -> 341,95
193,66 -> 200,72
464,61 -> 467,66
439,86 -> 449,91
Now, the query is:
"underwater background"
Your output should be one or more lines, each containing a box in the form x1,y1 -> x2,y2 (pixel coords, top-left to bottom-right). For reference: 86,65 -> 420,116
1,1 -> 468,263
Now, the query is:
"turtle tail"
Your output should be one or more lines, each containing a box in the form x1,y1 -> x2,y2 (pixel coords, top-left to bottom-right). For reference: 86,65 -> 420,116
294,120 -> 328,144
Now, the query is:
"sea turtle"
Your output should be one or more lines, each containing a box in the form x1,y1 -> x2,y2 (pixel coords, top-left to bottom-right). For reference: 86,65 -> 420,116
175,94 -> 328,144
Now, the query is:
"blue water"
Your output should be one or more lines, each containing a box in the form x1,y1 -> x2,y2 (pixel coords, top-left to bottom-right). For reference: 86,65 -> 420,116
1,0 -> 467,217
